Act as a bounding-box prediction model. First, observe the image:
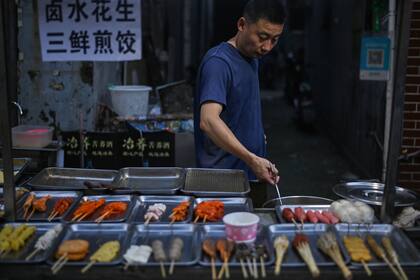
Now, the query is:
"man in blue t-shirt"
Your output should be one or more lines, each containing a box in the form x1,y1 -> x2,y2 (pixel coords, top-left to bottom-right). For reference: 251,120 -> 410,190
194,0 -> 285,184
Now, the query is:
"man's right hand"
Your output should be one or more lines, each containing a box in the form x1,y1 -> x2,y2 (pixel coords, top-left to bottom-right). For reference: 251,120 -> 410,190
248,154 -> 279,185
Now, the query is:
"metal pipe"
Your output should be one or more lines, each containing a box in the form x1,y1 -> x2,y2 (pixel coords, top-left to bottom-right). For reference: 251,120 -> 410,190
382,0 -> 397,181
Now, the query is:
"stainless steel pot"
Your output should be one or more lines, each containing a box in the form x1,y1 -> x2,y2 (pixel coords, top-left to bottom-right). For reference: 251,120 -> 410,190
262,195 -> 333,208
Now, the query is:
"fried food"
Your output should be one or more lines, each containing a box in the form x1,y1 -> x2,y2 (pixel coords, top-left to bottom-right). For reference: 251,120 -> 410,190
194,200 -> 224,222
171,201 -> 190,222
32,195 -> 51,212
56,239 -> 89,261
90,241 -> 120,262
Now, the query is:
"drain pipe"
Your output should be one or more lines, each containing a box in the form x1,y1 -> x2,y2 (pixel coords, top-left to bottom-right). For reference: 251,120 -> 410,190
382,0 -> 396,182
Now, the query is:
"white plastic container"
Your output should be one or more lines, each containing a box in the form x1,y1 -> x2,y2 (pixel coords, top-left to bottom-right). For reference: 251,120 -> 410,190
109,85 -> 152,117
12,125 -> 53,148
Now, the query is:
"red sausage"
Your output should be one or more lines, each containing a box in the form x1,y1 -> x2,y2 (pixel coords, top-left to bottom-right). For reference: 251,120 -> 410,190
315,210 -> 330,224
294,207 -> 307,223
322,210 -> 339,224
282,208 -> 295,222
306,210 -> 318,223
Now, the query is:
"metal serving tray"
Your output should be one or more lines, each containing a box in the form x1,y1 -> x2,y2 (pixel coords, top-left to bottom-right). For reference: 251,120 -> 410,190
0,222 -> 66,264
16,191 -> 82,222
335,224 -> 420,266
267,224 -> 351,267
129,224 -> 199,266
47,223 -> 130,266
182,168 -> 250,197
112,167 -> 185,195
133,195 -> 193,224
28,168 -> 118,190
275,204 -> 331,223
0,157 -> 31,185
198,224 -> 274,266
193,197 -> 253,224
62,195 -> 134,223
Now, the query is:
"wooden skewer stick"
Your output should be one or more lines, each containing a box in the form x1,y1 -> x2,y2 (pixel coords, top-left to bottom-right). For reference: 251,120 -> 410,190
203,215 -> 207,224
260,256 -> 266,278
291,218 -> 300,229
81,260 -> 96,274
246,257 -> 254,276
211,257 -> 217,280
383,256 -> 404,280
77,212 -> 91,222
48,210 -> 56,220
169,218 -> 175,225
71,213 -> 82,222
95,210 -> 111,223
253,257 -> 258,279
49,211 -> 60,222
395,260 -> 408,280
193,216 -> 200,223
160,261 -> 166,278
26,247 -> 42,261
144,216 -> 152,226
52,257 -> 68,275
23,206 -> 29,220
217,261 -> 226,279
26,208 -> 35,221
240,258 -> 249,279
169,260 -> 175,275
51,253 -> 68,271
361,260 -> 372,277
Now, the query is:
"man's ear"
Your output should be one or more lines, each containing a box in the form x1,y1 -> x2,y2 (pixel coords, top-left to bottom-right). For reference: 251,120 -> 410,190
237,17 -> 246,32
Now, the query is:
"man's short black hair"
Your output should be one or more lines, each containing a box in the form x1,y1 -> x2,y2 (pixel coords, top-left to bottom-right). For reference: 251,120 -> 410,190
243,0 -> 286,25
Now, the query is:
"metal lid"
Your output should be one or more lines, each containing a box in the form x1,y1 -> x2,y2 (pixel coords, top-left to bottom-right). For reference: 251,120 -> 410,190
333,181 -> 420,207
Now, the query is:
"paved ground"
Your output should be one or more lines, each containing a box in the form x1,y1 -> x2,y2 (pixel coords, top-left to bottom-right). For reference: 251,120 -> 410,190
260,89 -> 358,201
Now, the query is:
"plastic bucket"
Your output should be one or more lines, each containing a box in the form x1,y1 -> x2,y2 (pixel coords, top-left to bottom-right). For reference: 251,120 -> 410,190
109,85 -> 152,117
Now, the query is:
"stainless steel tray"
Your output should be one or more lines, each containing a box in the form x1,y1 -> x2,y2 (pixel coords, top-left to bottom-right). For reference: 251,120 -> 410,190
0,223 -> 66,264
0,157 -> 31,185
194,197 -> 253,224
28,168 -> 118,190
62,195 -> 135,223
112,167 -> 185,195
267,224 -> 351,267
47,223 -> 130,266
335,223 -> 420,266
182,168 -> 250,197
129,224 -> 199,266
16,191 -> 82,222
198,224 -> 274,266
133,195 -> 193,224
275,204 -> 331,223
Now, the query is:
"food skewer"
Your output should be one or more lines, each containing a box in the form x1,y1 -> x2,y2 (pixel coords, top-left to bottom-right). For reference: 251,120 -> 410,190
203,239 -> 217,280
216,239 -> 234,279
26,195 -> 52,221
382,237 -> 408,280
152,240 -> 167,278
71,198 -> 106,222
282,207 -> 300,229
52,239 -> 89,275
367,235 -> 403,280
317,232 -> 352,280
293,233 -> 320,278
26,224 -> 63,261
343,235 -> 372,276
251,247 -> 258,279
94,201 -> 128,223
256,244 -> 267,278
48,197 -> 73,221
144,203 -> 167,225
170,201 -> 190,224
123,244 -> 152,268
235,245 -> 249,279
81,240 -> 120,274
22,192 -> 35,220
274,235 -> 289,275
168,237 -> 184,275
194,200 -> 224,223
0,224 -> 36,257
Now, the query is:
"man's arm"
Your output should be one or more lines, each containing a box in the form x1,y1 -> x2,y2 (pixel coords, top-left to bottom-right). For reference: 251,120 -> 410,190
200,101 -> 279,184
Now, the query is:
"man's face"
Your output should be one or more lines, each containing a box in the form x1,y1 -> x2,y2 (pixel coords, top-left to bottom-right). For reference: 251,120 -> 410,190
237,17 -> 284,58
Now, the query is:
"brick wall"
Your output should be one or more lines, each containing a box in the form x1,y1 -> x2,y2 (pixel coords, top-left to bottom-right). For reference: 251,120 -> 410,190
399,0 -> 420,191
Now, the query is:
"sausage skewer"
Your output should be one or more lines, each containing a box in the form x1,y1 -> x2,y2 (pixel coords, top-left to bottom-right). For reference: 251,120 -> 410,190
203,239 -> 217,280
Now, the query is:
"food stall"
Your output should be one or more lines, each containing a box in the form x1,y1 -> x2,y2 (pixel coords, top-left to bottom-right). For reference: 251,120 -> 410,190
2,0 -> 420,280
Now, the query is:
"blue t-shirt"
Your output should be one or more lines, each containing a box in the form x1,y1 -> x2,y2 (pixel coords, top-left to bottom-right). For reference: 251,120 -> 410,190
194,42 -> 266,180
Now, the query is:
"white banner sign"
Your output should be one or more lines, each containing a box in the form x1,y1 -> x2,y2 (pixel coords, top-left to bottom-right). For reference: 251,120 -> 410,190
38,0 -> 142,61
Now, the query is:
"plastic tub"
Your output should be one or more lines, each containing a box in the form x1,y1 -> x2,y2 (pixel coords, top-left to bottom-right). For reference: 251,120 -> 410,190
223,212 -> 260,243
109,85 -> 152,117
12,125 -> 53,148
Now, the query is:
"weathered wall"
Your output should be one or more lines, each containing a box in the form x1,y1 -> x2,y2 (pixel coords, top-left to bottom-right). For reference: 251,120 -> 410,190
18,0 -> 99,132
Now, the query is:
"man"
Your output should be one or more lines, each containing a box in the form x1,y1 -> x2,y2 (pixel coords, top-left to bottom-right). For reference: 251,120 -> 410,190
194,0 -> 285,185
